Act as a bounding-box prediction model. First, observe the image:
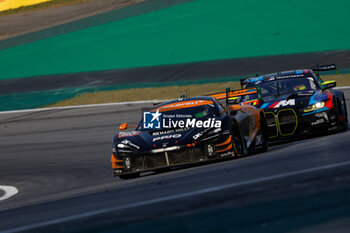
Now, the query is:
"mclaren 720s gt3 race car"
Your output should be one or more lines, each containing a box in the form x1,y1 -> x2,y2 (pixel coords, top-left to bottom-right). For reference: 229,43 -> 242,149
111,92 -> 268,179
239,64 -> 348,141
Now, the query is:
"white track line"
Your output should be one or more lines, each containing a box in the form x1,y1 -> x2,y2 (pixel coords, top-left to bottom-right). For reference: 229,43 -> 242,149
0,86 -> 349,115
2,160 -> 350,233
0,186 -> 18,202
335,86 -> 350,90
0,99 -> 172,115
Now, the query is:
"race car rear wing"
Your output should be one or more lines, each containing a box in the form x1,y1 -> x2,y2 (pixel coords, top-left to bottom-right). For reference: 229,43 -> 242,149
208,87 -> 262,107
240,64 -> 338,88
311,63 -> 337,72
312,63 -> 338,77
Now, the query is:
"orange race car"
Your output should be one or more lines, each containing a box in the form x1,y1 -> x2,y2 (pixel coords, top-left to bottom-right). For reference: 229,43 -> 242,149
111,88 -> 268,179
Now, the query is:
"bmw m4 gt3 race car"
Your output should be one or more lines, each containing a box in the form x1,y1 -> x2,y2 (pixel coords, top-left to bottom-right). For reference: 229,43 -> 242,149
240,64 -> 348,141
111,93 -> 268,179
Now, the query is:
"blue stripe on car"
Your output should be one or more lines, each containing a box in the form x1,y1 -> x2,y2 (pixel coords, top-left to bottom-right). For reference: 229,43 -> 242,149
261,103 -> 270,109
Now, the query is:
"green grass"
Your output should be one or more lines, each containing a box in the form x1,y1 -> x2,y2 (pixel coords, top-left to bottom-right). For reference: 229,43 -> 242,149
0,73 -> 348,111
0,0 -> 95,16
46,82 -> 242,107
46,74 -> 350,108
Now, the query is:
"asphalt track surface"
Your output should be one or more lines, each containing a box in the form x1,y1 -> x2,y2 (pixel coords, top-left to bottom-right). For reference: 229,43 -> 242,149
0,89 -> 350,233
1,49 -> 350,95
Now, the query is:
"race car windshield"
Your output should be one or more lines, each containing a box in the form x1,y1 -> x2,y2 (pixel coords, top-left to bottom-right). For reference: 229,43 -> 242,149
245,77 -> 320,101
138,105 -> 218,131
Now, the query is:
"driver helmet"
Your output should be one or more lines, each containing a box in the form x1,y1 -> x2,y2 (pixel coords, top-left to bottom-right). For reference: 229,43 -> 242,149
293,84 -> 306,91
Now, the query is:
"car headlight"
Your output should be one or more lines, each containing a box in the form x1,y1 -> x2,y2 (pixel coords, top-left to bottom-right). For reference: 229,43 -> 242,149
117,143 -> 130,149
304,101 -> 325,112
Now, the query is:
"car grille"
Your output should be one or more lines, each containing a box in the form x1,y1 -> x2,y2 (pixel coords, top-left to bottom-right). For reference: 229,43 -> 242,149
277,109 -> 297,136
131,156 -> 144,172
130,148 -> 205,172
265,109 -> 298,138
144,153 -> 167,169
168,149 -> 194,164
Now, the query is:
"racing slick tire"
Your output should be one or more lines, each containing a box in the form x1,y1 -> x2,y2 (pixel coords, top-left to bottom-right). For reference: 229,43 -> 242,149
232,121 -> 244,157
155,168 -> 171,173
119,172 -> 140,180
335,94 -> 348,131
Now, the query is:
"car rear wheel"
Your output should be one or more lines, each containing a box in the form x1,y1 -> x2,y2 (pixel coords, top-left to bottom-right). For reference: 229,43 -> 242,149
232,122 -> 244,157
336,95 -> 348,131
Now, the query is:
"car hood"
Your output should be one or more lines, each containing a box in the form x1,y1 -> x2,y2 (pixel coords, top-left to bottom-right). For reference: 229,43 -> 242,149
114,127 -> 213,152
257,90 -> 330,111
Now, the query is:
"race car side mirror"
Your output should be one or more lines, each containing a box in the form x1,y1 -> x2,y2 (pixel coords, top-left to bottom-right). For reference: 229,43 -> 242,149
119,123 -> 128,130
119,123 -> 137,130
323,80 -> 336,90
